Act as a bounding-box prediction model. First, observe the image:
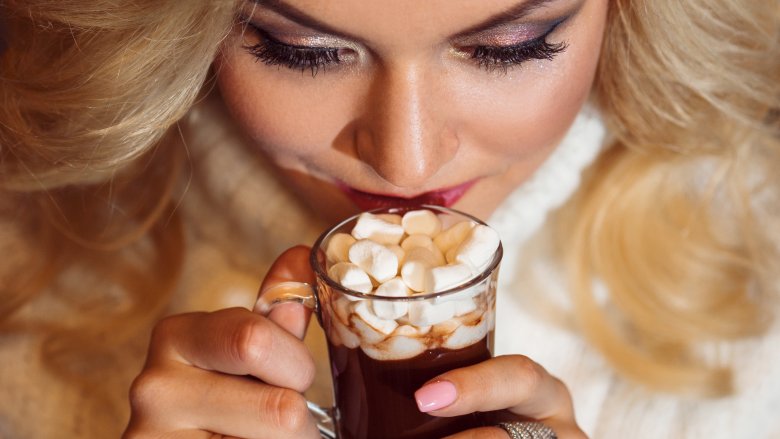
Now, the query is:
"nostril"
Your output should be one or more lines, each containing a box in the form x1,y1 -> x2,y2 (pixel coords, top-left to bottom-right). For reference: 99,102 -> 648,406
368,157 -> 439,189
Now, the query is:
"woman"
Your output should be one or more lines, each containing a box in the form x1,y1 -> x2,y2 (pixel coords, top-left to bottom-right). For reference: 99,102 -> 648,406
0,0 -> 778,437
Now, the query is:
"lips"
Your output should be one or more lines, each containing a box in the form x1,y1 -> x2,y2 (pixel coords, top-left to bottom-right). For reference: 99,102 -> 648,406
338,180 -> 476,211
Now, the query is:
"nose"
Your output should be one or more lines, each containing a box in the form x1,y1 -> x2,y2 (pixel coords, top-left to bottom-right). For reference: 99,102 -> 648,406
355,63 -> 458,190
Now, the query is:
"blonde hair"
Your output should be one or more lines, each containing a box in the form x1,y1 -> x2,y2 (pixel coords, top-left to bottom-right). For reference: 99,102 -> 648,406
562,0 -> 779,396
0,1 -> 237,434
0,0 -> 777,431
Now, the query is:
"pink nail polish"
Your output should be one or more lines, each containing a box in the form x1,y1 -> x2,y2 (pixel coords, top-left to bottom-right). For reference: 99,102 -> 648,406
415,381 -> 457,413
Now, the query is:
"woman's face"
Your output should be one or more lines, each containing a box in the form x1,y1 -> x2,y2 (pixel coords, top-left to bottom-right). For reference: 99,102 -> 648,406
216,0 -> 608,223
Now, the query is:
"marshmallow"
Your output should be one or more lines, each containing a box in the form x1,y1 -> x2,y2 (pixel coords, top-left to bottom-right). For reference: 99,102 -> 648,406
395,325 -> 420,337
445,246 -> 458,264
325,233 -> 356,264
362,335 -> 427,361
352,300 -> 398,340
351,316 -> 388,344
400,234 -> 436,252
348,239 -> 399,283
385,244 -> 406,266
458,308 -> 484,325
402,209 -> 442,237
408,301 -> 455,326
443,318 -> 489,350
322,210 -> 499,358
432,247 -> 446,266
331,318 -> 360,349
331,296 -> 353,324
400,247 -> 439,292
454,224 -> 500,273
372,277 -> 411,320
434,284 -> 483,304
376,213 -> 402,225
401,235 -> 446,266
433,220 -> 475,254
406,247 -> 441,267
328,262 -> 373,294
431,318 -> 460,335
352,213 -> 405,245
395,323 -> 431,336
454,298 -> 478,316
427,263 -> 472,293
401,260 -> 429,292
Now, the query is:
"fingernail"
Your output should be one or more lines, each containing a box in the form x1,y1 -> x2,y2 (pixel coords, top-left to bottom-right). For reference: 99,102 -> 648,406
415,381 -> 457,413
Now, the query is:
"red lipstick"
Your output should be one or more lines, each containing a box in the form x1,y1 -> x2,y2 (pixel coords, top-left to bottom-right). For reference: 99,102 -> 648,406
338,180 -> 476,211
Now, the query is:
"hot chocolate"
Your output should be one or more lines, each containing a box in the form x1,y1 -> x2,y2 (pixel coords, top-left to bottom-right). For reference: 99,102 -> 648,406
313,207 -> 502,439
329,338 -> 493,439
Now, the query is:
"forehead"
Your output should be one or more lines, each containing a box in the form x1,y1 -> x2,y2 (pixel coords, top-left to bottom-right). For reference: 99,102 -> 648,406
247,0 -> 562,42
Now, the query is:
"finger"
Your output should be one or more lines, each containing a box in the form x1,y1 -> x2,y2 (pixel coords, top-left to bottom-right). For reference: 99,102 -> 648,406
258,245 -> 316,339
443,426 -> 511,439
415,355 -> 575,421
443,423 -> 588,439
123,429 -> 217,439
127,364 -> 320,439
148,307 -> 315,392
124,428 -> 243,439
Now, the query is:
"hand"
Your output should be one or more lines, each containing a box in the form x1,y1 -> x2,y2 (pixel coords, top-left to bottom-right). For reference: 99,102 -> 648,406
415,355 -> 587,439
123,246 -> 321,439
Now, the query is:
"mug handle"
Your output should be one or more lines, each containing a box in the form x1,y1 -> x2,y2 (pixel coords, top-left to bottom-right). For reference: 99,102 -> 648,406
254,282 -> 337,439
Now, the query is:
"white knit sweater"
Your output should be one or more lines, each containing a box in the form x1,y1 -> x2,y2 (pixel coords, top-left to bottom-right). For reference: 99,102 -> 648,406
0,98 -> 778,438
488,108 -> 780,438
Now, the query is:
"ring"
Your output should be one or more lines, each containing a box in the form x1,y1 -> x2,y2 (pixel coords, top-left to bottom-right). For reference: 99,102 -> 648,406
254,281 -> 316,315
497,421 -> 558,439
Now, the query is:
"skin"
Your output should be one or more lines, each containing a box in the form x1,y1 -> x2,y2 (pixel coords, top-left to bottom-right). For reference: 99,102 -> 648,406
216,0 -> 608,223
126,0 -> 607,437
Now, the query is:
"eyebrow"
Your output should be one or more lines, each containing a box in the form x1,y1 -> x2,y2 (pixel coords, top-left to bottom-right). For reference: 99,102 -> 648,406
249,0 -> 361,41
249,0 -> 559,40
453,0 -> 562,37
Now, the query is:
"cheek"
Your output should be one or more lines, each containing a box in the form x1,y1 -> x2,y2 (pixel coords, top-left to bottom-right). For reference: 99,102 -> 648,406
461,63 -> 594,160
215,47 -> 358,168
450,12 -> 606,160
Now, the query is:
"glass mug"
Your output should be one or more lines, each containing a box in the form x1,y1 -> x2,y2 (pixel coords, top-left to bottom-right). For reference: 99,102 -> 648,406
257,205 -> 503,439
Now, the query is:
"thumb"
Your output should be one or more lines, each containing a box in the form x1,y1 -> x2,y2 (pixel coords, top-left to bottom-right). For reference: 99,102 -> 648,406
256,245 -> 316,339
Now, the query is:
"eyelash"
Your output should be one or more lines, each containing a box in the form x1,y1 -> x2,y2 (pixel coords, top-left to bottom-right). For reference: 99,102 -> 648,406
241,20 -> 567,76
243,26 -> 341,77
470,35 -> 568,73
243,26 -> 341,76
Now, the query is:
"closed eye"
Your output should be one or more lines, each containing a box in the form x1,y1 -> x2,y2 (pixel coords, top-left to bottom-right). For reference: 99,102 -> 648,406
242,22 -> 342,76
